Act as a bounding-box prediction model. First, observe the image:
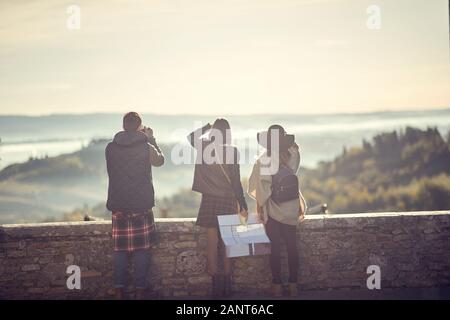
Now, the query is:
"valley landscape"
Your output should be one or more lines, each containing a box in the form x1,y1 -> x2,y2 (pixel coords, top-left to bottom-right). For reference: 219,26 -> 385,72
1,110 -> 449,224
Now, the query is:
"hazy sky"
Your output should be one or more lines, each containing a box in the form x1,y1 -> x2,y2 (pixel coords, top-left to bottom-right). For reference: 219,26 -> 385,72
0,0 -> 449,115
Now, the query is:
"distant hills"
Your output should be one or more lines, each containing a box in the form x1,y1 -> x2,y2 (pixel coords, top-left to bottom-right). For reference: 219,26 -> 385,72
155,127 -> 450,218
2,109 -> 450,169
0,126 -> 449,224
0,138 -> 194,223
0,139 -> 109,223
0,139 -> 108,182
302,127 -> 450,213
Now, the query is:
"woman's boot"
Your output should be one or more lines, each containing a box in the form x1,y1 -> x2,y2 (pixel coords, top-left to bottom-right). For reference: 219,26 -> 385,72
223,274 -> 232,298
211,274 -> 224,299
271,283 -> 283,297
114,288 -> 124,300
135,288 -> 145,300
288,282 -> 298,297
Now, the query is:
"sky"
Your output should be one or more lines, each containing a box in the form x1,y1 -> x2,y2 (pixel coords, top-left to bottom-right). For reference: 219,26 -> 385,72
0,0 -> 449,115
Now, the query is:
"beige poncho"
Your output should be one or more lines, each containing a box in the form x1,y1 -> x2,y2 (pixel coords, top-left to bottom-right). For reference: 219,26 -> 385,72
248,146 -> 306,226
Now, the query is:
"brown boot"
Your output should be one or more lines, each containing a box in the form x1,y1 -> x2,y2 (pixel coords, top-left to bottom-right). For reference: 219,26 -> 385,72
288,282 -> 298,297
271,283 -> 282,297
114,288 -> 124,300
135,288 -> 145,300
211,274 -> 224,299
223,274 -> 232,298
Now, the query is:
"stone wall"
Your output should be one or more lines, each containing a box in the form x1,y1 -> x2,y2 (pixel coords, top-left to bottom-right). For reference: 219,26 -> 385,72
1,211 -> 450,299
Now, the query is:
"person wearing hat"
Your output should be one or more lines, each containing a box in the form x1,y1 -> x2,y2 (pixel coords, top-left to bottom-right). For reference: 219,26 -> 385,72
248,124 -> 306,297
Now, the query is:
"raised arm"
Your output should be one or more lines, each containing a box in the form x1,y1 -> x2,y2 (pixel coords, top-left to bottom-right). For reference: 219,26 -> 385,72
187,123 -> 212,149
141,127 -> 164,167
148,136 -> 165,167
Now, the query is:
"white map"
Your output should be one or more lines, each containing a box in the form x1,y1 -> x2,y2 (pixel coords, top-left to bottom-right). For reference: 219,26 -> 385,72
218,214 -> 271,258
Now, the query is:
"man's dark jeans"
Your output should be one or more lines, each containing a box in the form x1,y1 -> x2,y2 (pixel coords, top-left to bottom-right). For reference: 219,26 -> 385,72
114,249 -> 151,289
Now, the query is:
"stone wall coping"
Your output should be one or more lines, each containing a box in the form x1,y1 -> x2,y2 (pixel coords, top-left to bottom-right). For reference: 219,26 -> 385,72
1,210 -> 449,239
1,210 -> 450,298
310,210 -> 450,219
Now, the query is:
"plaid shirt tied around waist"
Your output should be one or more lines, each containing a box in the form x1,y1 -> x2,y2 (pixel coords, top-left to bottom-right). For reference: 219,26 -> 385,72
112,210 -> 157,252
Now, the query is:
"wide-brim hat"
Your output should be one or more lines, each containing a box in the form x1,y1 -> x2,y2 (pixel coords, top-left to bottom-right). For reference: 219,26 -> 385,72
257,130 -> 294,154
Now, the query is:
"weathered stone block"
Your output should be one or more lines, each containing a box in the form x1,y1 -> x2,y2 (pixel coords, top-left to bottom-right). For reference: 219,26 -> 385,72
174,241 -> 197,249
187,275 -> 211,285
153,256 -> 176,267
176,250 -> 206,275
1,242 -> 20,249
173,290 -> 188,297
1,212 -> 450,298
27,287 -> 48,294
179,234 -> 195,241
162,277 -> 186,286
82,270 -> 102,278
21,264 -> 40,272
7,249 -> 26,258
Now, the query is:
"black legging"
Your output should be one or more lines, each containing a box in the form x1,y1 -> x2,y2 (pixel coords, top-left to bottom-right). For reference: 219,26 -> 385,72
265,215 -> 298,284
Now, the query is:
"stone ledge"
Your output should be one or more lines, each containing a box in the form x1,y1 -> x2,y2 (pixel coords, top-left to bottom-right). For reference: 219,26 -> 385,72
1,210 -> 449,299
1,210 -> 449,239
320,210 -> 450,219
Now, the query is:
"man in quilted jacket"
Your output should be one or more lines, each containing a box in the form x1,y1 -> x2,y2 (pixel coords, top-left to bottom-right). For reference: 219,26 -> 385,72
105,112 -> 164,299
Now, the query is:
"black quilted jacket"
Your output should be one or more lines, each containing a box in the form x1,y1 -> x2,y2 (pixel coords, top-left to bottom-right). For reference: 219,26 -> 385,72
105,131 -> 154,213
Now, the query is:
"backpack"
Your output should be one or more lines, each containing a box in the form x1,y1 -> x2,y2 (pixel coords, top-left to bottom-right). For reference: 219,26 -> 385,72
271,166 -> 299,203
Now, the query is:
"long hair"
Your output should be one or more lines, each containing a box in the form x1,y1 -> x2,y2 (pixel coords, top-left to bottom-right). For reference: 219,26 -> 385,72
211,118 -> 231,145
209,118 -> 233,164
